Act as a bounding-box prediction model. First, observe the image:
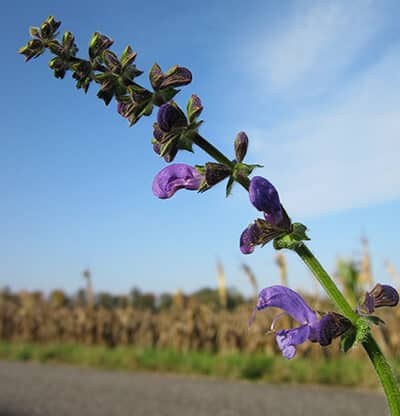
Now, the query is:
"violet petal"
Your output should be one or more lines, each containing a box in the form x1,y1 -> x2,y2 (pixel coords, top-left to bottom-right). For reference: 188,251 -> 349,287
276,325 -> 310,359
152,164 -> 202,199
255,285 -> 318,325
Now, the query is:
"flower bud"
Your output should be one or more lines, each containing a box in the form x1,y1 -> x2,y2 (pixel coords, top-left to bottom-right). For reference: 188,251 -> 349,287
187,94 -> 203,123
62,31 -> 76,51
234,131 -> 248,163
157,103 -> 187,132
18,39 -> 44,62
249,176 -> 282,226
160,66 -> 192,88
40,16 -> 60,39
120,45 -> 138,68
29,26 -> 40,37
117,102 -> 128,118
49,57 -> 67,78
103,50 -> 121,72
89,32 -> 114,60
149,63 -> 164,90
361,284 -> 399,313
240,223 -> 261,254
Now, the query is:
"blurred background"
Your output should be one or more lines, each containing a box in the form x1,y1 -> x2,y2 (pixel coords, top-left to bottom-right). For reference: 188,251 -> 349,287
1,0 -> 400,391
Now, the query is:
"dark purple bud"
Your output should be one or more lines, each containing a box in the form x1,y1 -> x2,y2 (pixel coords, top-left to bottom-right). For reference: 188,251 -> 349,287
249,176 -> 282,225
187,94 -> 203,123
149,63 -> 164,90
362,284 -> 399,313
117,102 -> 128,118
316,312 -> 352,347
152,164 -> 202,199
234,132 -> 249,163
240,223 -> 260,254
103,50 -> 121,72
157,103 -> 187,132
152,123 -> 164,142
160,66 -> 192,88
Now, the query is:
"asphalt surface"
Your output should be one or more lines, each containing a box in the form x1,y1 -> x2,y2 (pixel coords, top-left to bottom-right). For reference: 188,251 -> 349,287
0,360 -> 388,416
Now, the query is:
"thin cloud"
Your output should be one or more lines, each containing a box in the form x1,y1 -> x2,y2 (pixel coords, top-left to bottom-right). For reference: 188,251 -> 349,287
248,46 -> 400,218
249,1 -> 383,98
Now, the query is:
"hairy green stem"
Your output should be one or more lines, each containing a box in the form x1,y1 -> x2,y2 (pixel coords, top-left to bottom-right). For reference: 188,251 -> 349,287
191,132 -> 235,169
362,333 -> 400,416
294,243 -> 358,323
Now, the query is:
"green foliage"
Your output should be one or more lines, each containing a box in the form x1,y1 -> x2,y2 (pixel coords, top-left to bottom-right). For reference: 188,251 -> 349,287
0,341 -> 380,388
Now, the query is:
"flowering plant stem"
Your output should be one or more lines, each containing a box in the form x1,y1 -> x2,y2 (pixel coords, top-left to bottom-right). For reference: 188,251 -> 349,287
294,244 -> 400,416
192,133 -> 400,415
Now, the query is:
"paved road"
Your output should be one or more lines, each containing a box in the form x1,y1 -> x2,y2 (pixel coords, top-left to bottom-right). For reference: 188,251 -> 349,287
0,360 -> 387,416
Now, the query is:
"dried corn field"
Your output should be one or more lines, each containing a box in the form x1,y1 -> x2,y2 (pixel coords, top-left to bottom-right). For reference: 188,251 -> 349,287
1,290 -> 399,360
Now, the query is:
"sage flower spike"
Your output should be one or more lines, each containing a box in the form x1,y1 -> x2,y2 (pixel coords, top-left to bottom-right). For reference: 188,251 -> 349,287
152,164 -> 202,199
250,285 -> 352,359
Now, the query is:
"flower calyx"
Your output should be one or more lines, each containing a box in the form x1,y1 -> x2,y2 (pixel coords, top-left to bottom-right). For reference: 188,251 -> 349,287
196,163 -> 232,192
273,222 -> 310,251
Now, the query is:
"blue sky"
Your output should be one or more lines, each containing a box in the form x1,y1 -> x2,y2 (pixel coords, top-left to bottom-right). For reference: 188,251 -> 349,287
1,0 -> 400,296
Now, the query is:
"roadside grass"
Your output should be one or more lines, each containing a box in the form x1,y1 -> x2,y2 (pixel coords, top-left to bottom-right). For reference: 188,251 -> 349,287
0,341 -> 382,388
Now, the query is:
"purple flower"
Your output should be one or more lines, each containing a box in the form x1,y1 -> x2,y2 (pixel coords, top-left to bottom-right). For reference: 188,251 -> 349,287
361,283 -> 399,314
249,285 -> 351,359
249,176 -> 282,225
152,164 -> 202,199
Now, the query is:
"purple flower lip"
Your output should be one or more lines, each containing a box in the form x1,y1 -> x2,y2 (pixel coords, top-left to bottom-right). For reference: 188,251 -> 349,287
249,285 -> 351,359
152,164 -> 202,199
249,176 -> 282,226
